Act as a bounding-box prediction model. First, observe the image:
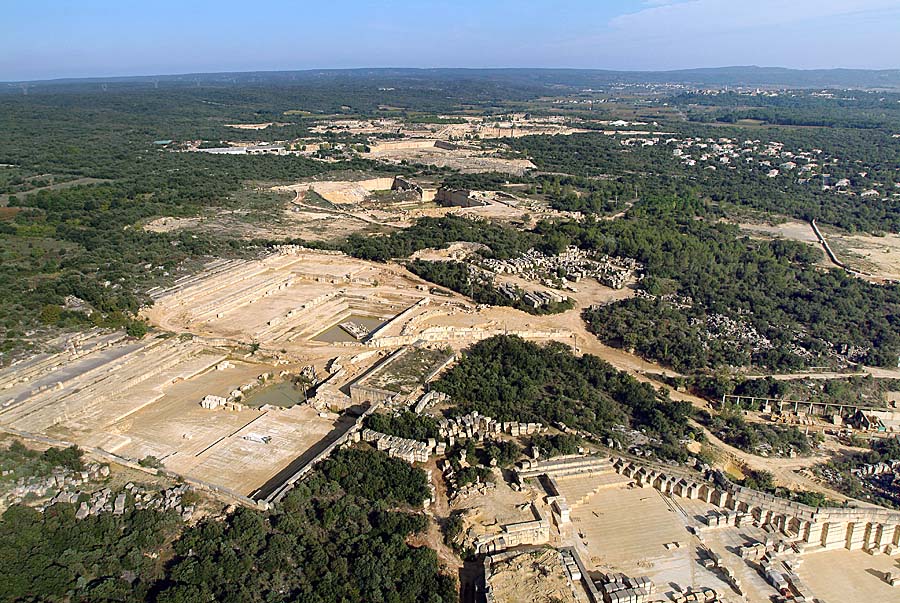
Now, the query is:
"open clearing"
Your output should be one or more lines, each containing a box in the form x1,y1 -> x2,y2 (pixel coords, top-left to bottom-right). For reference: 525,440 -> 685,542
141,190 -> 384,242
736,219 -> 820,244
737,219 -> 900,281
798,548 -> 900,603
366,140 -> 535,175
562,481 -> 715,591
827,230 -> 900,280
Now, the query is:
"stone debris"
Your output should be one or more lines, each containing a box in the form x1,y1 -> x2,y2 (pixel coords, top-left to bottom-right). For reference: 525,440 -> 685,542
438,411 -> 544,442
668,587 -> 720,603
3,459 -> 198,523
852,459 -> 900,477
595,572 -> 656,603
483,548 -> 578,603
413,390 -> 449,414
447,479 -> 497,505
359,428 -> 436,463
3,461 -> 107,508
482,246 -> 642,290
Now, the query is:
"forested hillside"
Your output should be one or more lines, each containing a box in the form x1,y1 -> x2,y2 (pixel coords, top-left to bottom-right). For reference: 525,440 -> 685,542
553,198 -> 900,370
433,335 -> 697,460
0,446 -> 454,603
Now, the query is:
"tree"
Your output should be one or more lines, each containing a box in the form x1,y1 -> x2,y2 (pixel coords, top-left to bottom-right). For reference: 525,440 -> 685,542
125,319 -> 147,338
138,455 -> 162,469
39,304 -> 62,325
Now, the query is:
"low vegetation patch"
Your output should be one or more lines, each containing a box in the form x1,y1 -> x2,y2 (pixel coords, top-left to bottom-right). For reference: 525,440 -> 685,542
697,409 -> 819,458
364,411 -> 441,441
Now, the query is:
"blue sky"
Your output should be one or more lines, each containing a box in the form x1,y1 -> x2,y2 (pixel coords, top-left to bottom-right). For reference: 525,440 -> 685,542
3,0 -> 900,81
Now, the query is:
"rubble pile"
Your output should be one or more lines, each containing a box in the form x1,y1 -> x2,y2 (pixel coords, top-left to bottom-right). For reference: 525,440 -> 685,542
359,428 -> 443,463
2,460 -> 199,522
447,478 -> 497,504
68,482 -> 197,521
438,411 -> 545,442
483,246 -> 642,290
691,313 -> 773,354
484,548 -> 579,603
852,459 -> 900,478
2,461 -> 109,508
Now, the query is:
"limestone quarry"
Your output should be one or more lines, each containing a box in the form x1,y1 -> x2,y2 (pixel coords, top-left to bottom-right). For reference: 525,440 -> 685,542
0,242 -> 580,505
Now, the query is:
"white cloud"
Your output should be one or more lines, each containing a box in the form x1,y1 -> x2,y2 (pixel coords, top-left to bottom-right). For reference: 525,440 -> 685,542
531,0 -> 900,70
611,0 -> 900,36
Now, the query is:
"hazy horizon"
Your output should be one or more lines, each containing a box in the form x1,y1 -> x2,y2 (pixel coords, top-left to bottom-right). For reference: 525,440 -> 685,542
4,0 -> 900,82
7,64 -> 900,86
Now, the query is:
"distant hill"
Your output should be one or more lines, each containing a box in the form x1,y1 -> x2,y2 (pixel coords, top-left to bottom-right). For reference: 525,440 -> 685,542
628,66 -> 900,89
4,66 -> 900,94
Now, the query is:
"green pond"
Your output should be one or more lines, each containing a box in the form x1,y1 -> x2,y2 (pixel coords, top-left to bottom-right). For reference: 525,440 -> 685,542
312,315 -> 385,343
243,381 -> 305,408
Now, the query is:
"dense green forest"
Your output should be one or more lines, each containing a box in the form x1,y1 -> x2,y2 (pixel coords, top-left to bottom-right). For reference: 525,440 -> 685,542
530,433 -> 584,457
0,446 -> 454,603
549,197 -> 900,370
365,411 -> 442,441
339,215 -> 537,262
433,335 -> 698,460
671,90 -> 900,129
510,127 -> 900,232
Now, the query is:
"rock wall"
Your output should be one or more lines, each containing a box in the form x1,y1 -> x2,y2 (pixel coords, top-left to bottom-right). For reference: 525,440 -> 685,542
612,457 -> 900,555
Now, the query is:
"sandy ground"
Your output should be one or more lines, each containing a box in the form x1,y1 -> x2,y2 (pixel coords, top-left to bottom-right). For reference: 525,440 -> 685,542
455,202 -> 533,222
144,216 -> 203,233
551,472 -> 850,602
163,405 -> 338,496
0,329 -> 346,497
151,206 -> 380,242
366,145 -> 535,175
696,424 -> 865,504
827,230 -> 900,280
453,472 -> 540,535
736,220 -> 820,244
486,549 -> 581,603
224,122 -> 276,130
563,481 -> 733,600
142,182 -> 388,242
83,364 -> 339,497
797,548 -> 900,603
736,219 -> 900,282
